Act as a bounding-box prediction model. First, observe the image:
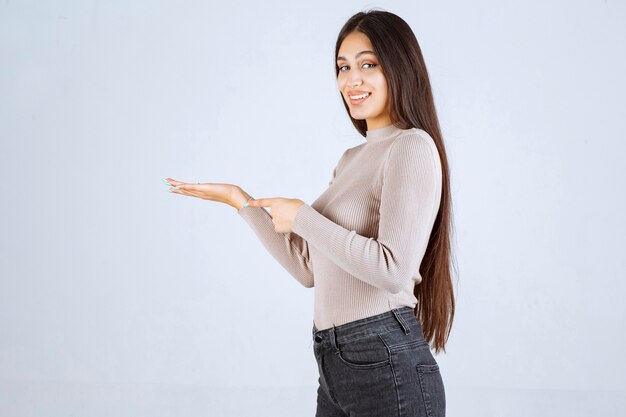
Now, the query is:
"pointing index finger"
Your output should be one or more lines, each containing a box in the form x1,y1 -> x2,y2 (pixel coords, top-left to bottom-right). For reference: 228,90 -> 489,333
251,198 -> 273,207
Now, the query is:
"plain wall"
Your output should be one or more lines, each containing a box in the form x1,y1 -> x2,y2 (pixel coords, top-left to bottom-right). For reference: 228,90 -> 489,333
1,0 -> 625,415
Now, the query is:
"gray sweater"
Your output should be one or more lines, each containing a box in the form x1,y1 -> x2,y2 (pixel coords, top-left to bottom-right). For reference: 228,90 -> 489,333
238,123 -> 443,330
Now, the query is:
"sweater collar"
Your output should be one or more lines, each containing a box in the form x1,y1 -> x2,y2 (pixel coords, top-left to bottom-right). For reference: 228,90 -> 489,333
365,123 -> 405,143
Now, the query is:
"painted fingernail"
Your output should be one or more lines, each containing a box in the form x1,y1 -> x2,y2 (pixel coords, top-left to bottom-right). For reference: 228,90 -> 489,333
172,186 -> 180,190
163,178 -> 173,185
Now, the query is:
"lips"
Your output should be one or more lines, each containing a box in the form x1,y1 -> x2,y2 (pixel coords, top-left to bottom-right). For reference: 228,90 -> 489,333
348,91 -> 371,104
348,90 -> 370,96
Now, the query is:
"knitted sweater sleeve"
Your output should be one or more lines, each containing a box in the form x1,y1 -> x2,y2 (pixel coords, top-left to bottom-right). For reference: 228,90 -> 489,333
291,135 -> 442,294
237,150 -> 348,288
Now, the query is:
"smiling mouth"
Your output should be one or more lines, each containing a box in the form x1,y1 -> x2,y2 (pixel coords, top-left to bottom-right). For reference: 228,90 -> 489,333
348,92 -> 371,103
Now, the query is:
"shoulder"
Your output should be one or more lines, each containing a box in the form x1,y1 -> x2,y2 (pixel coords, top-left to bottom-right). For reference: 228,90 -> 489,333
347,141 -> 367,154
340,142 -> 366,161
397,127 -> 436,147
382,128 -> 442,186
389,128 -> 439,162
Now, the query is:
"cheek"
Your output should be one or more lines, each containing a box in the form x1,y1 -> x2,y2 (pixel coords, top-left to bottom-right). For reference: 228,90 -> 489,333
373,73 -> 387,92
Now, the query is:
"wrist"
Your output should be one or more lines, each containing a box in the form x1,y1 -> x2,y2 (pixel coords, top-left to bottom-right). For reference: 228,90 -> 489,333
231,188 -> 254,212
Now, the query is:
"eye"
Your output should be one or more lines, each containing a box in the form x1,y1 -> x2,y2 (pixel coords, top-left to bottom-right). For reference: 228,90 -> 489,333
337,62 -> 377,72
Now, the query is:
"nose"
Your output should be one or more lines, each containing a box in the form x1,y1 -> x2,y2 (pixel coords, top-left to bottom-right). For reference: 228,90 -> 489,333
348,77 -> 362,88
346,71 -> 362,88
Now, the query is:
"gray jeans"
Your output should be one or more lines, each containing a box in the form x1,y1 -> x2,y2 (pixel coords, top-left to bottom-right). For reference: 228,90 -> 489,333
312,306 -> 445,417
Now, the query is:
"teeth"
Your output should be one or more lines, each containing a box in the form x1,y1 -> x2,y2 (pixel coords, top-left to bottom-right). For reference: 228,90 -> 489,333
350,92 -> 370,100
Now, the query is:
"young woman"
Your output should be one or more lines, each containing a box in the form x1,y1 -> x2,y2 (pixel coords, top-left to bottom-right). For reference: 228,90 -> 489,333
164,9 -> 455,417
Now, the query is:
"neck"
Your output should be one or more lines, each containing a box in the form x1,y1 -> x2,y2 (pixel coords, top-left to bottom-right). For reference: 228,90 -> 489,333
365,123 -> 405,144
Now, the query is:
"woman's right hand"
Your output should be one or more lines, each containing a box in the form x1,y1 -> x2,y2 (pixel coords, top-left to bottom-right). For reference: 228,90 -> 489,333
164,178 -> 251,211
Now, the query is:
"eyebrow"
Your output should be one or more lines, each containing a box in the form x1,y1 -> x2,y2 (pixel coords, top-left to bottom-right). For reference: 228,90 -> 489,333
336,50 -> 376,62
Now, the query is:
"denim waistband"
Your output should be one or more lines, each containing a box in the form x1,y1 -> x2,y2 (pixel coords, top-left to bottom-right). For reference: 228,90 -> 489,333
312,306 -> 419,346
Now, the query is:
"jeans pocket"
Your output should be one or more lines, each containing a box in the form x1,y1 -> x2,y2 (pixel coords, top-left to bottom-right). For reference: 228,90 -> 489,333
416,363 -> 446,417
335,332 -> 391,370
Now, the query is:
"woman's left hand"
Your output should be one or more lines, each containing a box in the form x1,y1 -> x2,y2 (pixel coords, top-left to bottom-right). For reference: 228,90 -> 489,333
246,197 -> 305,233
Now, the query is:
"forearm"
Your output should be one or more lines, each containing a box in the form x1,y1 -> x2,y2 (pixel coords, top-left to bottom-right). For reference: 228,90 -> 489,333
234,187 -> 314,287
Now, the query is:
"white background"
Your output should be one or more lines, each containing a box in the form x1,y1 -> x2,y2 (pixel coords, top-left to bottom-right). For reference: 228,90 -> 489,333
1,0 -> 625,416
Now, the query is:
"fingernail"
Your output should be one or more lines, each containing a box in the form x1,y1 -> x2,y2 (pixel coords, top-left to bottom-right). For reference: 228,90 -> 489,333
163,178 -> 173,185
167,189 -> 172,193
172,186 -> 180,190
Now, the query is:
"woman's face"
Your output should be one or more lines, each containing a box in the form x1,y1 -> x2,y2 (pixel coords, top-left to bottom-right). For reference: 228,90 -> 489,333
337,31 -> 391,130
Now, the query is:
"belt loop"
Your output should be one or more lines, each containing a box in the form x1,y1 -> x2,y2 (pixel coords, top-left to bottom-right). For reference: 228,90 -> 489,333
330,325 -> 338,350
392,308 -> 411,334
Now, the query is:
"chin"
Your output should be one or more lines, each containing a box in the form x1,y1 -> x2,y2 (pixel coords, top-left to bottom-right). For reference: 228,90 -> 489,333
352,112 -> 375,121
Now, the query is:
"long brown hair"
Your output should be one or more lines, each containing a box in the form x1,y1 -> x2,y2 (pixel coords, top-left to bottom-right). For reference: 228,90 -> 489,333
335,10 -> 457,354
